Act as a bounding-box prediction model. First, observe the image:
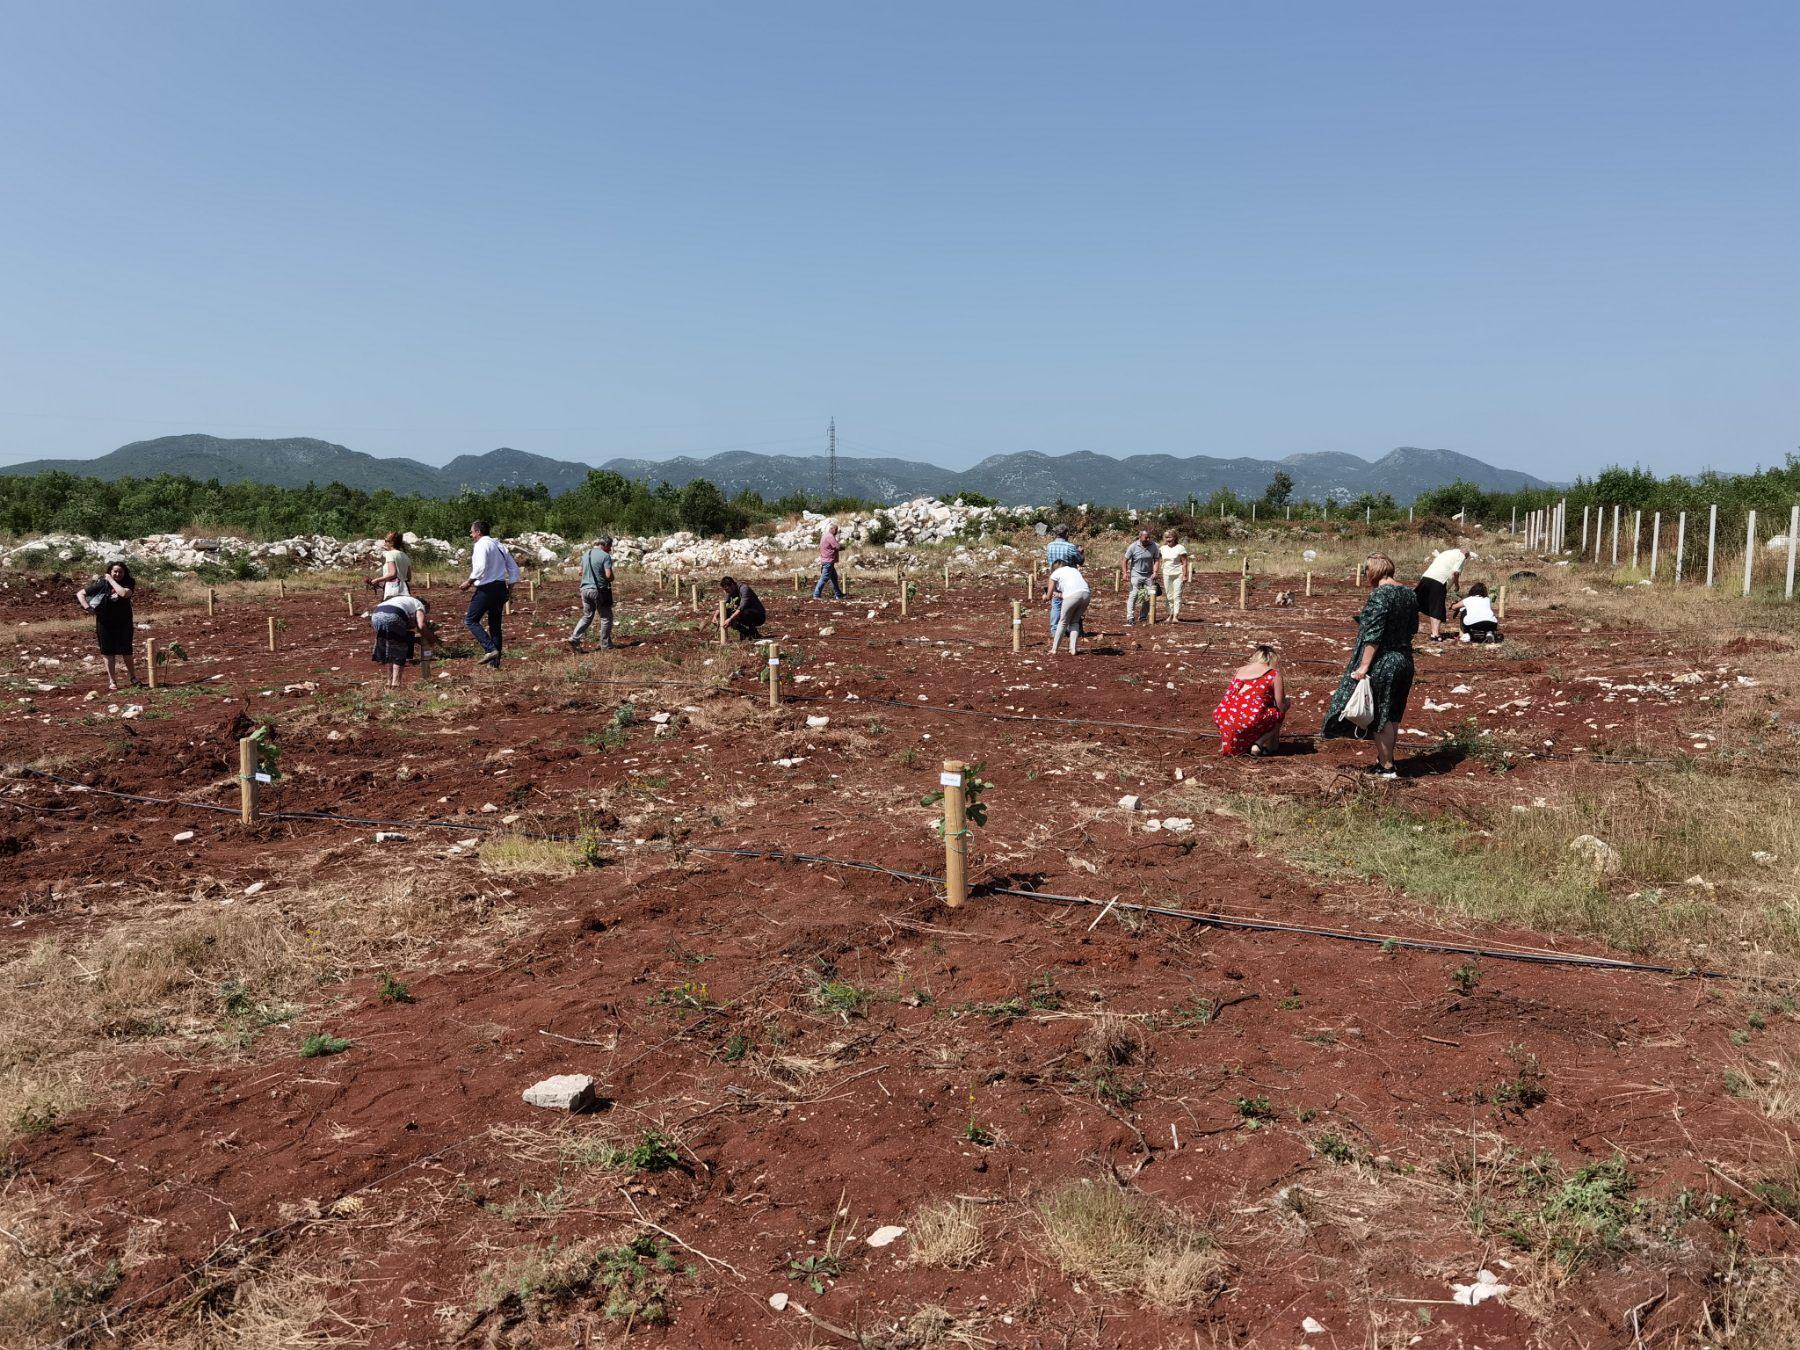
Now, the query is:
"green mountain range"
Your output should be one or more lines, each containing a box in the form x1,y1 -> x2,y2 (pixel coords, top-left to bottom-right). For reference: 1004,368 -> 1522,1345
2,433 -> 1552,507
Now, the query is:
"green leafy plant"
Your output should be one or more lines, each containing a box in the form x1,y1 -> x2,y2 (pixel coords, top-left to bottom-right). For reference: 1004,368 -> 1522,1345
626,1130 -> 680,1172
1234,1095 -> 1276,1127
299,1032 -> 351,1058
1315,1134 -> 1355,1163
922,761 -> 992,833
786,1253 -> 844,1294
378,972 -> 413,1004
1450,962 -> 1482,996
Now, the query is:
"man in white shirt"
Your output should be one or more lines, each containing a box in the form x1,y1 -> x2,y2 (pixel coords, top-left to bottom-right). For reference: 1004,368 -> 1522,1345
1045,562 -> 1091,655
458,519 -> 520,666
1415,545 -> 1469,641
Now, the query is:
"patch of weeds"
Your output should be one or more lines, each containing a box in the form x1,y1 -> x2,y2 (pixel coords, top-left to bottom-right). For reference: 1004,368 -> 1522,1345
1440,718 -> 1516,772
378,972 -> 413,1004
1751,1167 -> 1800,1221
786,1253 -> 843,1294
1092,1070 -> 1146,1111
958,972 -> 1062,1020
1166,996 -> 1216,1027
1037,1179 -> 1224,1309
815,978 -> 873,1018
1234,1095 -> 1277,1127
963,1120 -> 996,1147
1492,1046 -> 1546,1111
477,1234 -> 688,1325
1277,988 -> 1302,1011
626,1130 -> 680,1173
1506,1154 -> 1638,1271
1450,962 -> 1482,996
721,1032 -> 751,1063
1314,1133 -> 1354,1163
299,1032 -> 351,1058
650,980 -> 714,1017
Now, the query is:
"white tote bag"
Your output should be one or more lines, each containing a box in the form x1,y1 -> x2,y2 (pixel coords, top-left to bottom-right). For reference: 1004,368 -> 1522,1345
1342,676 -> 1376,733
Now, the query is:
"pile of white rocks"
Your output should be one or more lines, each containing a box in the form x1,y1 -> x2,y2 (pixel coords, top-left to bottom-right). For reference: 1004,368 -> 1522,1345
0,531 -> 463,573
0,498 -> 1041,577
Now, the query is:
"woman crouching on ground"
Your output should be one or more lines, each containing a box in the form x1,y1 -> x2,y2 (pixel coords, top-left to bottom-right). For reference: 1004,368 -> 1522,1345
370,593 -> 431,688
77,560 -> 139,691
1213,643 -> 1288,756
1321,553 -> 1418,779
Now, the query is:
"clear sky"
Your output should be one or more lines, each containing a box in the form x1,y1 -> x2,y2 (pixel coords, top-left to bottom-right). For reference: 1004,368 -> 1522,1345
1,1 -> 1794,478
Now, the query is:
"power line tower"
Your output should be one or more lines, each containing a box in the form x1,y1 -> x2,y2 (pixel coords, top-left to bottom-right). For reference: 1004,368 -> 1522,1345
826,417 -> 838,498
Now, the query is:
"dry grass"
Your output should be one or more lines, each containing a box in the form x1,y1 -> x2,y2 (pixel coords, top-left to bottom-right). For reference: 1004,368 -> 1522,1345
1035,1179 -> 1224,1310
906,1198 -> 989,1270
1229,759 -> 1800,976
0,871 -> 509,1147
1693,1255 -> 1800,1347
1728,1055 -> 1800,1123
477,833 -> 586,878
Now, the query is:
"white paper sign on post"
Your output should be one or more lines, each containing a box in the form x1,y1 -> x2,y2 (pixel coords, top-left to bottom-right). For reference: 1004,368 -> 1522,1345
939,771 -> 963,787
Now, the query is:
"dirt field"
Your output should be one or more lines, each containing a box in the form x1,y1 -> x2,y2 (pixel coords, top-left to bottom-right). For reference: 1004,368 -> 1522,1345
2,539 -> 1796,1347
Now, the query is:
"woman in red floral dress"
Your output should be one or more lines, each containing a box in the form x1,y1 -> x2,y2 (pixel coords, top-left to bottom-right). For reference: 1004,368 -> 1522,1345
1213,644 -> 1289,756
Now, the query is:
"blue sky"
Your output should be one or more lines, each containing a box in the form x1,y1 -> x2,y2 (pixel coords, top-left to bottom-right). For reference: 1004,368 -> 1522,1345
0,1 -> 1793,478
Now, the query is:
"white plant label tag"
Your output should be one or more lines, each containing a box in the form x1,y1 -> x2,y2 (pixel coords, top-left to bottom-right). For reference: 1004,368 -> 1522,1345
939,772 -> 963,787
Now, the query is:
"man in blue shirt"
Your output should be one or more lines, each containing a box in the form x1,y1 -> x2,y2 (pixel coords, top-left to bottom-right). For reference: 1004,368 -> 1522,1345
1121,529 -> 1158,626
1045,525 -> 1085,636
570,536 -> 616,652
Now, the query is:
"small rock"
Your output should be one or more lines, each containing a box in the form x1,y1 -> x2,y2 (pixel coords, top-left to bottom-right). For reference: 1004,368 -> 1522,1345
1751,851 -> 1777,865
173,830 -> 195,843
521,1074 -> 597,1112
243,881 -> 266,895
806,716 -> 830,729
374,831 -> 408,843
768,1292 -> 789,1311
1568,834 -> 1621,876
1118,795 -> 1141,811
1301,1317 -> 1327,1335
866,1225 -> 906,1248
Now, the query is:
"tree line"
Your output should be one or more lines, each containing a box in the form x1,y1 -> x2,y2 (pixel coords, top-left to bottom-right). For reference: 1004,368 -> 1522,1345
0,468 -> 882,543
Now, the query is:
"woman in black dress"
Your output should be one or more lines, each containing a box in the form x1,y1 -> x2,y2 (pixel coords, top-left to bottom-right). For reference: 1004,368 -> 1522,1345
77,560 -> 139,690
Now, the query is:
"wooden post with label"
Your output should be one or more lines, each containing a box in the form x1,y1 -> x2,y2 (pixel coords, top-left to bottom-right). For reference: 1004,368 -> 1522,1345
1239,575 -> 1248,610
207,588 -> 216,617
941,760 -> 968,908
145,638 -> 157,689
1011,601 -> 1022,652
716,598 -> 727,646
767,642 -> 780,708
899,568 -> 908,616
238,736 -> 259,825
267,617 -> 277,652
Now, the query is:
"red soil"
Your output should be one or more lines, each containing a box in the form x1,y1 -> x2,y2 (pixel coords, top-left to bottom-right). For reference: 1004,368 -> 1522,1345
2,566 -> 1792,1347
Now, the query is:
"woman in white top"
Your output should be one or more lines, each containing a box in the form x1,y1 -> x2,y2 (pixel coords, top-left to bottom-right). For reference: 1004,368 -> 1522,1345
365,531 -> 412,599
1158,529 -> 1191,621
1415,545 -> 1469,640
1045,562 -> 1091,655
1450,582 -> 1502,644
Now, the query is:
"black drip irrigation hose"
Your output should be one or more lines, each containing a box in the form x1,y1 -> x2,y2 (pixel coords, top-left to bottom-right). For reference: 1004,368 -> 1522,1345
8,769 -> 1735,980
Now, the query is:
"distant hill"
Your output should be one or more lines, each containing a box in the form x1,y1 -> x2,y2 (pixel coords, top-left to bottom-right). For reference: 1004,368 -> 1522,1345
1,434 -> 1553,506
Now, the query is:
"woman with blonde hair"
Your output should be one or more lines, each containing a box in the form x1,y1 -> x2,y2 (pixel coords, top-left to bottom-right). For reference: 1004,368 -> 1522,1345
1321,553 -> 1418,778
1158,528 -> 1191,621
1212,642 -> 1288,756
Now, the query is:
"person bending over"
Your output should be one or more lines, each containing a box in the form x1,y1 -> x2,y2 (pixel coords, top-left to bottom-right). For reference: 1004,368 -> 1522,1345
1451,582 -> 1502,644
720,576 -> 766,640
1045,560 -> 1091,655
1415,544 -> 1469,641
370,594 -> 431,688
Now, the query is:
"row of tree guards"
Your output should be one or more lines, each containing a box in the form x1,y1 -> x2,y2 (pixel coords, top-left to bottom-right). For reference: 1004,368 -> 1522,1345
1515,499 -> 1800,599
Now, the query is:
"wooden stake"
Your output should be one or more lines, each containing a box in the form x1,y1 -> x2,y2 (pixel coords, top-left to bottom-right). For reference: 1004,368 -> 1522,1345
793,571 -> 801,594
1148,590 -> 1157,624
1011,600 -> 1022,652
267,616 -> 277,652
425,571 -> 431,589
767,642 -> 780,708
690,582 -> 698,610
206,587 -> 215,617
1238,575 -> 1248,610
278,579 -> 286,599
1355,561 -> 1365,587
145,638 -> 157,689
1497,584 -> 1507,619
239,736 -> 259,825
1650,510 -> 1661,579
346,590 -> 354,616
1112,571 -> 1119,593
899,571 -> 909,617
529,578 -> 537,604
942,561 -> 950,588
1022,572 -> 1031,597
941,760 -> 968,908
1305,571 -> 1312,597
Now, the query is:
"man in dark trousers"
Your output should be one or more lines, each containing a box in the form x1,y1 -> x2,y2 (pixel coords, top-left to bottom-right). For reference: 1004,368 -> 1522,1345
720,575 -> 766,640
459,520 -> 519,666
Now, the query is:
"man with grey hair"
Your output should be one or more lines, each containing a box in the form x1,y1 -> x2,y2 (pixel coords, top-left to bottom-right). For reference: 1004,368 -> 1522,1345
570,536 -> 616,651
1044,523 -> 1085,637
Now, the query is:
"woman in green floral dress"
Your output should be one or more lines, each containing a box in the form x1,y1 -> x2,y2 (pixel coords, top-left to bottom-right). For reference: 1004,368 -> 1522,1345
1322,553 -> 1418,778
